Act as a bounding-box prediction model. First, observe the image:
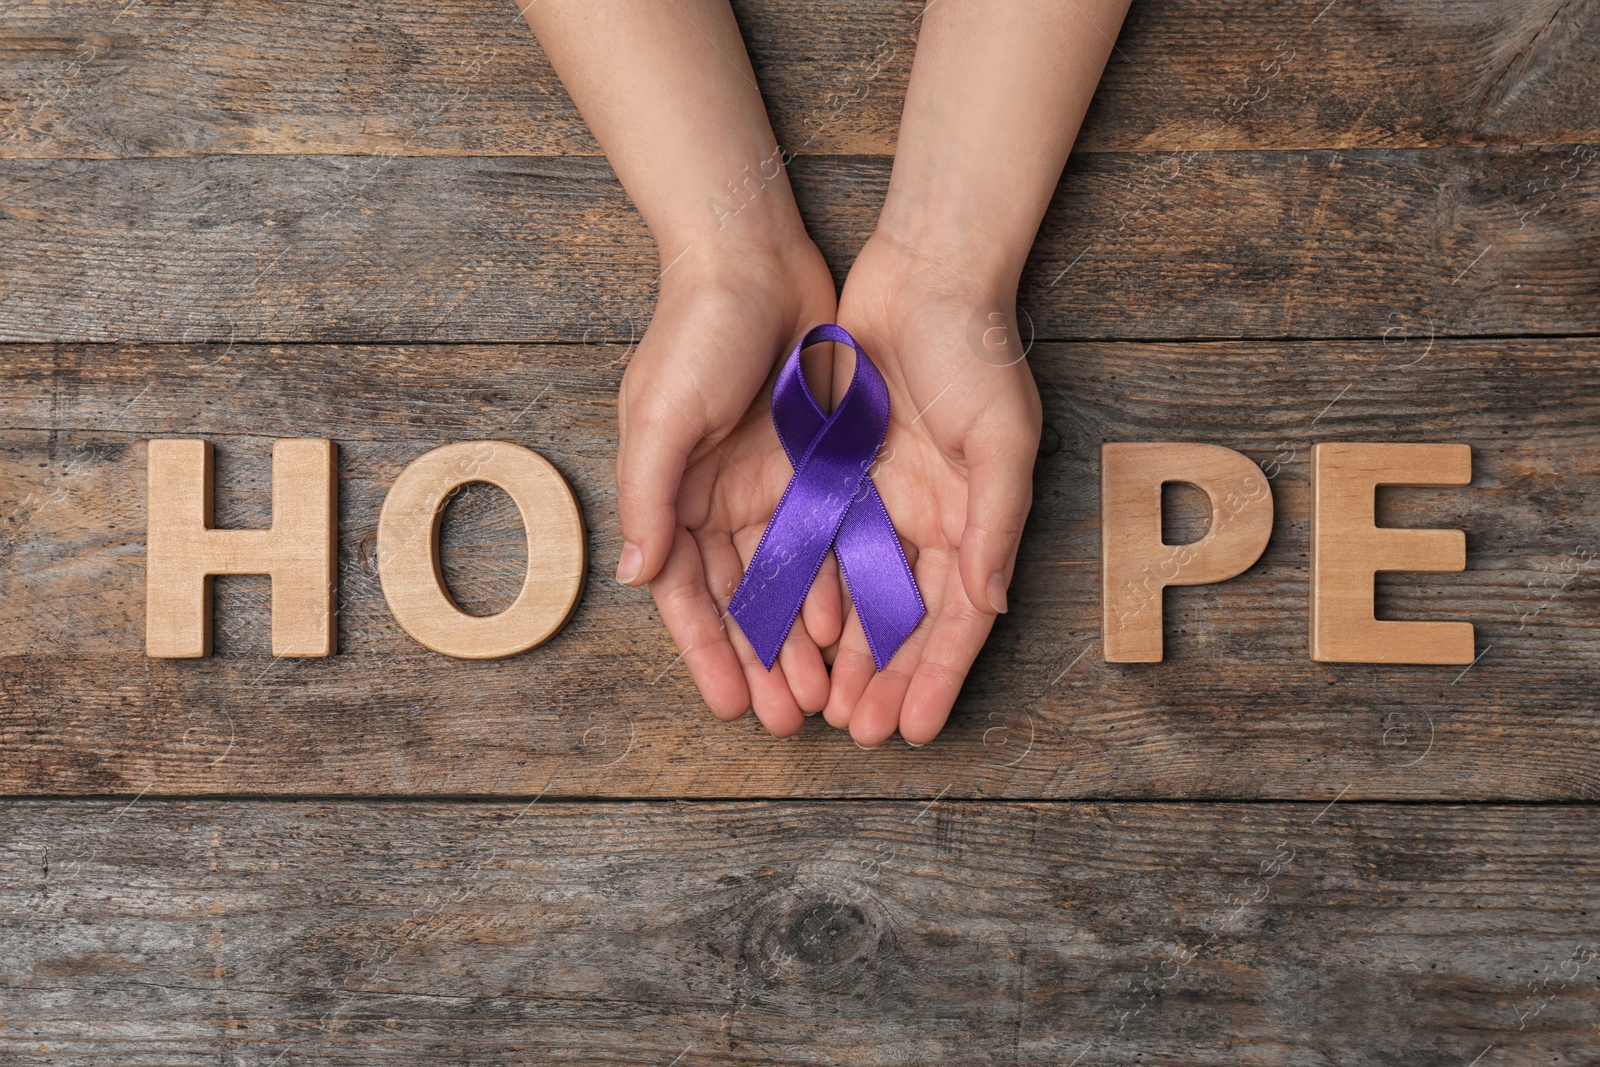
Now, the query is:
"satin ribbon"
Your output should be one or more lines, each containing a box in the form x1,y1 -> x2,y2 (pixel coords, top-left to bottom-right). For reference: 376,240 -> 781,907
728,324 -> 925,671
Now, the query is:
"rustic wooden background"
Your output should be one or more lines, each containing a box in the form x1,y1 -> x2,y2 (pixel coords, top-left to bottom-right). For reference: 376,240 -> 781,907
2,0 -> 1597,1062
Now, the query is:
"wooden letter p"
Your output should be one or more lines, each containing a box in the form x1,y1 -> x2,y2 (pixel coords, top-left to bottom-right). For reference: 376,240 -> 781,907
1101,443 -> 1274,662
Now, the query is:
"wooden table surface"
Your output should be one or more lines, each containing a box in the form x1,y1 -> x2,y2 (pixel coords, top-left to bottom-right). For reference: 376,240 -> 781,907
2,1 -> 1597,1062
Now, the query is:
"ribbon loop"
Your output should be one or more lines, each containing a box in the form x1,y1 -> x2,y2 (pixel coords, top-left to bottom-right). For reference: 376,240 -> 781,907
728,325 -> 925,671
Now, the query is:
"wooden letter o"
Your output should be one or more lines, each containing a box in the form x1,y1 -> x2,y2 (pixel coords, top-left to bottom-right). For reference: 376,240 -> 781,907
378,442 -> 585,659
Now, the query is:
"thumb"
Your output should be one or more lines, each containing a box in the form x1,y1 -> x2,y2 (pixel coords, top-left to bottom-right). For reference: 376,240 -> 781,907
615,375 -> 704,586
958,430 -> 1039,615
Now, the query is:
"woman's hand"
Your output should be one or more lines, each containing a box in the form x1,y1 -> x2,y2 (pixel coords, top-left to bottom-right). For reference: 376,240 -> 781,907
810,0 -> 1128,745
617,235 -> 844,737
822,229 -> 1042,746
517,0 -> 855,735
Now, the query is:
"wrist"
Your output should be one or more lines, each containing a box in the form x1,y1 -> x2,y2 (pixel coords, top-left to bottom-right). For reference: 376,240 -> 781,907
841,227 -> 1033,373
642,211 -> 836,376
655,213 -> 829,312
647,148 -> 816,280
874,153 -> 1053,295
873,206 -> 1028,303
861,213 -> 1022,312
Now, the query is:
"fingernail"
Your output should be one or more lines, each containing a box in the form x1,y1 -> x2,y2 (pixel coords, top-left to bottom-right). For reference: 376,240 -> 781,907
615,541 -> 643,585
986,571 -> 1009,614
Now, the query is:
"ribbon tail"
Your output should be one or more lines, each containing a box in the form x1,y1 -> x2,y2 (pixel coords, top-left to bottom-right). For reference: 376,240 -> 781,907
728,542 -> 823,672
833,480 -> 925,671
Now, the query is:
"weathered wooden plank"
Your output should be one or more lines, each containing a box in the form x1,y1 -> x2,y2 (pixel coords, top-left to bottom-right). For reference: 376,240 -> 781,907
1,339 -> 1595,799
1,799 -> 1596,1064
0,0 -> 1595,159
1,147 -> 1596,344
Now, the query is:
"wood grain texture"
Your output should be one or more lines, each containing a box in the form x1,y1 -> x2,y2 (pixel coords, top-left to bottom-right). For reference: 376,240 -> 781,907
2,798 -> 1597,1065
2,146 -> 1597,344
1,0 -> 1595,159
2,339 -> 1596,800
5,0 -> 1596,1053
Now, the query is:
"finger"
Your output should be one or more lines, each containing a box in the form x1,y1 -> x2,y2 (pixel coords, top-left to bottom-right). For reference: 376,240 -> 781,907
822,597 -> 874,730
703,531 -> 806,739
801,550 -> 843,651
847,545 -> 946,747
648,527 -> 750,720
778,622 -> 830,715
824,536 -> 918,731
847,637 -> 921,749
957,421 -> 1039,616
616,375 -> 706,587
899,566 -> 998,745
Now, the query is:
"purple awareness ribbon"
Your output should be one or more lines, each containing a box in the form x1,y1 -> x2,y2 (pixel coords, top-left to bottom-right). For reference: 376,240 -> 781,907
728,324 -> 925,672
